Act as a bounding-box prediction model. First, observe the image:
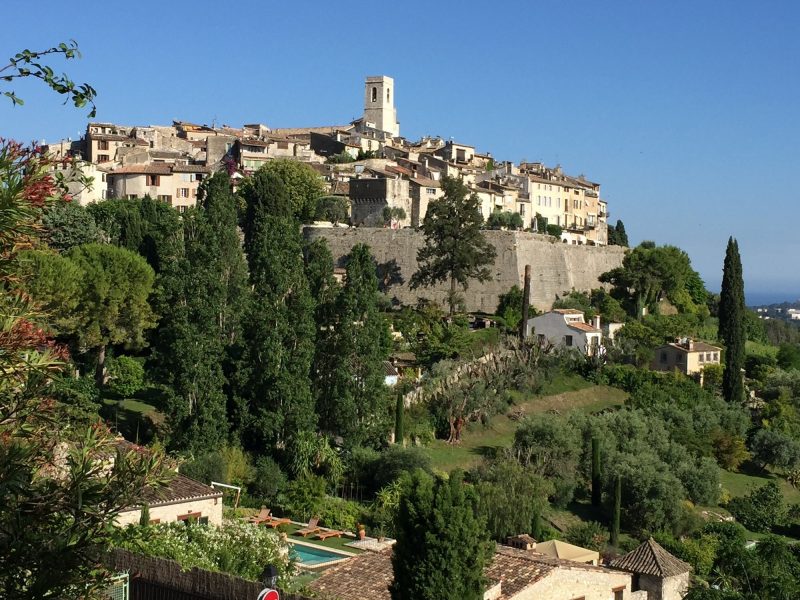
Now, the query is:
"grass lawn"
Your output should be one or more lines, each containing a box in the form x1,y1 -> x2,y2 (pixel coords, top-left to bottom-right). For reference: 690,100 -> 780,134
101,387 -> 166,443
746,340 -> 779,357
424,377 -> 628,472
720,467 -> 800,504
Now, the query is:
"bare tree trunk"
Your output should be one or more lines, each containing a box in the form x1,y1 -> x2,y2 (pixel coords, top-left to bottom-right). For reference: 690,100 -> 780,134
449,276 -> 457,316
520,264 -> 531,340
95,344 -> 107,389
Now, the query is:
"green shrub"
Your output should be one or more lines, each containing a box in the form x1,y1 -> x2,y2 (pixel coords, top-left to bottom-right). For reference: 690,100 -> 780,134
564,521 -> 608,551
115,521 -> 293,583
106,355 -> 145,396
546,224 -> 563,237
283,475 -> 326,522
318,496 -> 364,531
248,456 -> 286,504
727,481 -> 785,533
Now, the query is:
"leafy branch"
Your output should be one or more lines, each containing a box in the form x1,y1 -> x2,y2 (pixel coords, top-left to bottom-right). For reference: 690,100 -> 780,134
1,40 -> 97,117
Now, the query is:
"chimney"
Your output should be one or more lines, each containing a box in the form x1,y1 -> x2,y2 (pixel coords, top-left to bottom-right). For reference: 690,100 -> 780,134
593,315 -> 601,330
506,534 -> 536,551
687,339 -> 694,351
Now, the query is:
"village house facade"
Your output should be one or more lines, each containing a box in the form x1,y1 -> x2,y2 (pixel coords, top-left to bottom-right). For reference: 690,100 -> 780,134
652,338 -> 721,376
42,75 -> 610,245
525,309 -> 603,355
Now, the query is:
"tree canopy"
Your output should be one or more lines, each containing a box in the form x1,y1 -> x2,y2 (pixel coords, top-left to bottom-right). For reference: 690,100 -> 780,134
391,470 -> 493,600
411,176 -> 496,315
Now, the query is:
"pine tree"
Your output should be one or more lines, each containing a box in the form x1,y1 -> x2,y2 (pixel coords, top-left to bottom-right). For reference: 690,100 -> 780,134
391,471 -> 494,600
241,170 -> 317,449
719,237 -> 746,404
410,176 -> 497,315
153,173 -> 249,452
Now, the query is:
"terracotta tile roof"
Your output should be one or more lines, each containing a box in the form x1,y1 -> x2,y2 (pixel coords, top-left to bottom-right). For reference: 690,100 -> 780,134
239,138 -> 270,148
91,133 -> 131,142
109,164 -> 172,176
660,341 -> 721,354
407,176 -> 439,188
138,474 -> 222,508
307,544 -> 626,600
308,549 -> 392,600
608,538 -> 690,578
489,546 -> 555,597
568,321 -> 601,333
383,361 -> 399,377
171,164 -> 212,173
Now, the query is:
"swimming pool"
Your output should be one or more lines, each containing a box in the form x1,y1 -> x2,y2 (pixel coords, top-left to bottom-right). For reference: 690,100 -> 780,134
290,543 -> 350,567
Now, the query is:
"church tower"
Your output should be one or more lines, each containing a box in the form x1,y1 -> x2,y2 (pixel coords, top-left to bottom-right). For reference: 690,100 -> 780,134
363,75 -> 399,137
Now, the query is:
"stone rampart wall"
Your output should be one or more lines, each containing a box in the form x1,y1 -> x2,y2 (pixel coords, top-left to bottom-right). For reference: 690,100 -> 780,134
304,227 -> 626,312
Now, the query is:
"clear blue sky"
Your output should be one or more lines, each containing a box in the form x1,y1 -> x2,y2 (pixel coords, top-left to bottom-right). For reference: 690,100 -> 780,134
3,0 -> 799,302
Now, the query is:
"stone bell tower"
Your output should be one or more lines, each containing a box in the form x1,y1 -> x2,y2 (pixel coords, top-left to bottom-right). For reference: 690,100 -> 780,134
363,75 -> 399,137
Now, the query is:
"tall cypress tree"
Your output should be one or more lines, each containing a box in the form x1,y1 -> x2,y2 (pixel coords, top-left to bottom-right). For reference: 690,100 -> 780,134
719,237 -> 746,404
314,243 -> 391,446
241,170 -> 316,450
391,471 -> 493,600
153,173 -> 249,452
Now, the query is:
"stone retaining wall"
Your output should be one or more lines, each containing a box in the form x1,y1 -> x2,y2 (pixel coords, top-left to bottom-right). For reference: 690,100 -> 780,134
304,227 -> 626,312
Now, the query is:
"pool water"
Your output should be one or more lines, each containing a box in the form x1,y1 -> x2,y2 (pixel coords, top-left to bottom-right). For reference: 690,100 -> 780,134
290,543 -> 348,566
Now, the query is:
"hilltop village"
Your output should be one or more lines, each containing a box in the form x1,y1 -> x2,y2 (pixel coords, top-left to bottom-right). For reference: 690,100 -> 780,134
10,68 -> 800,600
45,75 -> 610,246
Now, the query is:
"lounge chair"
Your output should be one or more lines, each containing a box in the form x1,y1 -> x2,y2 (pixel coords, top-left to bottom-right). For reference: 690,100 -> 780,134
316,529 -> 343,540
263,516 -> 291,528
247,507 -> 272,525
295,517 -> 321,537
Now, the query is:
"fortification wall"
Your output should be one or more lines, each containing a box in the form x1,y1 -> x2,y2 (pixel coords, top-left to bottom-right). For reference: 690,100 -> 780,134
303,227 -> 626,312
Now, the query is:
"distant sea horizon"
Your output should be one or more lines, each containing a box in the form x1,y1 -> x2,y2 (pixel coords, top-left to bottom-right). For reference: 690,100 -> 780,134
745,290 -> 800,307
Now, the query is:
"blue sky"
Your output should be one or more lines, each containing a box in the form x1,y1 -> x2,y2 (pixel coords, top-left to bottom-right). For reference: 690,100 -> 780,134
3,0 -> 799,302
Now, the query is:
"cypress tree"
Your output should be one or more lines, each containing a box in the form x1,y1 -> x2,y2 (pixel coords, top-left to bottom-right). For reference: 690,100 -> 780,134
391,471 -> 493,600
241,170 -> 317,449
591,437 -> 601,507
394,395 -> 405,445
315,243 -> 391,445
139,504 -> 151,527
719,237 -> 746,404
611,474 -> 621,547
153,173 -> 249,452
613,219 -> 628,247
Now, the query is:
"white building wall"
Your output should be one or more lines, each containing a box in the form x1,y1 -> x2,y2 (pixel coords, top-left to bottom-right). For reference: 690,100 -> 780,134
116,496 -> 223,527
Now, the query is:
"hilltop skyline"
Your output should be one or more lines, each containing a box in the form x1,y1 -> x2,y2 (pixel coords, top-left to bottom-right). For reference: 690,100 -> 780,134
3,0 -> 799,300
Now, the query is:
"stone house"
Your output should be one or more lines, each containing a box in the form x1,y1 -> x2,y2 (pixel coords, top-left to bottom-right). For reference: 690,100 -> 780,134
525,309 -> 603,356
651,338 -> 721,376
609,538 -> 691,600
306,539 -> 690,600
106,163 -> 211,212
116,474 -> 223,527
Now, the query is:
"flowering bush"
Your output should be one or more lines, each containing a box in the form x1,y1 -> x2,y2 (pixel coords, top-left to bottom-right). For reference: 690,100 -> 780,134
115,520 -> 295,583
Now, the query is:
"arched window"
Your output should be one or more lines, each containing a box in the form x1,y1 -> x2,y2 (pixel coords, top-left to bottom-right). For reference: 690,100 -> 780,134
371,87 -> 377,103
387,88 -> 391,102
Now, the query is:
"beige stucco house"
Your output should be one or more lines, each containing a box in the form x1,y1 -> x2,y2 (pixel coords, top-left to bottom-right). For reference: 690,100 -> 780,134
652,338 -> 721,376
106,163 -> 211,212
116,474 -> 223,527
